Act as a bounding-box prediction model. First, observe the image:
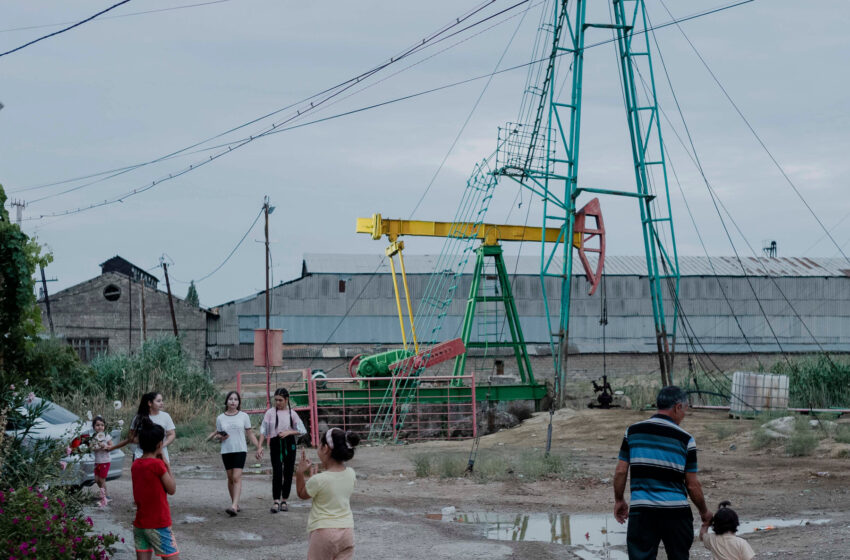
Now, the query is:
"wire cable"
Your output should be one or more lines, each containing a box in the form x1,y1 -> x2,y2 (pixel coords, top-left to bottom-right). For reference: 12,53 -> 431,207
657,0 -> 850,266
22,0 -> 755,220
0,0 -> 232,34
0,0 -> 133,59
192,207 -> 264,284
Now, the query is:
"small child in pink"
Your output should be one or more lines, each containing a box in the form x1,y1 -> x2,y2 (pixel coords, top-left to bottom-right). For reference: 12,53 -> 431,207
91,416 -> 113,507
700,501 -> 755,560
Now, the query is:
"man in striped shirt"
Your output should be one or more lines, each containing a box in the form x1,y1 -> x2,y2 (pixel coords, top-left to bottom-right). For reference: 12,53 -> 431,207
613,386 -> 712,559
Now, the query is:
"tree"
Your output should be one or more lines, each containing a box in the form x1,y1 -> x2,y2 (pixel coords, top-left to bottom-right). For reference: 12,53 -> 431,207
185,280 -> 200,307
0,184 -> 51,383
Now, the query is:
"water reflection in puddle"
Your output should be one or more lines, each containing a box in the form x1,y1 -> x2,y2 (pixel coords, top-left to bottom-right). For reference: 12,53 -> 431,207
427,512 -> 830,559
431,512 -> 628,559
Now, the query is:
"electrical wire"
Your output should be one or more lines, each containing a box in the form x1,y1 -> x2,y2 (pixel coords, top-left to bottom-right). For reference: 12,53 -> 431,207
10,1 -> 536,196
657,0 -> 849,266
0,0 -> 133,59
192,207 -> 264,284
21,0 -> 754,221
22,1 -> 530,209
0,0 -> 232,34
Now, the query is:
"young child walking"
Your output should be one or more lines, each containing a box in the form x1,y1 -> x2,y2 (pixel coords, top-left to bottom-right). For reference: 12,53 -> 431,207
700,501 -> 755,560
132,419 -> 180,560
296,428 -> 360,560
91,415 -> 113,507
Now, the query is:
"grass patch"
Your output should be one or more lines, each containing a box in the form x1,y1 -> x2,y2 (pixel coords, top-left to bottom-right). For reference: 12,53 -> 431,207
437,454 -> 467,479
750,427 -> 778,450
412,454 -> 433,478
707,422 -> 738,441
834,425 -> 850,444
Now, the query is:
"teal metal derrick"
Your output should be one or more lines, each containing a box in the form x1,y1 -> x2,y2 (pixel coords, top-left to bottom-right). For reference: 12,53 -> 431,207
496,0 -> 681,401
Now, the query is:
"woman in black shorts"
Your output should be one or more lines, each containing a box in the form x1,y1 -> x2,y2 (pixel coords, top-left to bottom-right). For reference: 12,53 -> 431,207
208,391 -> 260,516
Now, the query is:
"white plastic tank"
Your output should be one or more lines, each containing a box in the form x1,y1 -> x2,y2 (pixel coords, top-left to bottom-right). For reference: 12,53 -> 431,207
730,371 -> 789,417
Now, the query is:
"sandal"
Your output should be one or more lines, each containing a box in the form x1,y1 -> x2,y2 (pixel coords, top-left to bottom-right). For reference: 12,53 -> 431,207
270,502 -> 280,514
279,502 -> 288,512
226,507 -> 237,517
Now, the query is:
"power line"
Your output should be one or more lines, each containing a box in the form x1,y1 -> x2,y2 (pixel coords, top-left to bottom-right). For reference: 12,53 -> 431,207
0,0 -> 134,59
657,0 -> 850,266
192,207 -> 264,284
21,0 -> 522,207
9,1 -> 532,196
22,0 -> 754,220
0,0 -> 232,34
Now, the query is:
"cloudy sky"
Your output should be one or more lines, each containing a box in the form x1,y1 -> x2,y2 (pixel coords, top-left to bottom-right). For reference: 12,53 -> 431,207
2,0 -> 848,307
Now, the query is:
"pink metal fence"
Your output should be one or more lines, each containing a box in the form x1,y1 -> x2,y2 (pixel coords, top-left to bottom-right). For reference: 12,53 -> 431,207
307,374 -> 477,444
235,371 -> 477,445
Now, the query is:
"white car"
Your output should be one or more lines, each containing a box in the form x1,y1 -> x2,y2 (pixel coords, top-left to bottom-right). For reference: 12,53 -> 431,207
5,397 -> 125,487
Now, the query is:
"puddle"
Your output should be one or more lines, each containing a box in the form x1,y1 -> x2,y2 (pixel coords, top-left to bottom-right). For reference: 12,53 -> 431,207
426,512 -> 830,559
430,512 -> 627,559
738,518 -> 830,534
218,531 -> 263,541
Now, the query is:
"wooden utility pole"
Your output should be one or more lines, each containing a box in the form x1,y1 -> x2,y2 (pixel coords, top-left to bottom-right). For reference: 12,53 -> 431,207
128,276 -> 133,352
161,261 -> 179,336
40,266 -> 54,337
140,280 -> 147,341
263,196 -> 272,407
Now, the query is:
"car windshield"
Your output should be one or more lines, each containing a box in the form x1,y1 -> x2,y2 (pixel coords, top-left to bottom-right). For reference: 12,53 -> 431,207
29,398 -> 79,425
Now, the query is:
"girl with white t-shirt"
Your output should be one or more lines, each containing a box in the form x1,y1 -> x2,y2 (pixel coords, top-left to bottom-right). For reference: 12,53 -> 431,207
110,392 -> 177,463
256,388 -> 307,513
207,391 -> 260,516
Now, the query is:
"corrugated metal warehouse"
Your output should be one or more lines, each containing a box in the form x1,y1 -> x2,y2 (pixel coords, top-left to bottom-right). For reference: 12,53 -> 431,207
206,254 -> 850,382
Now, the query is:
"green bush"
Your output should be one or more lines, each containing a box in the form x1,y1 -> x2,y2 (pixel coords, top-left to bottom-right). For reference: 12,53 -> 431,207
90,336 -> 215,403
785,430 -> 819,457
0,486 -> 120,559
21,338 -> 96,398
437,454 -> 466,479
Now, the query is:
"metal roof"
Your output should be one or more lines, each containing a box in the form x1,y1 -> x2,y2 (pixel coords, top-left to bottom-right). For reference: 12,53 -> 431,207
303,254 -> 850,278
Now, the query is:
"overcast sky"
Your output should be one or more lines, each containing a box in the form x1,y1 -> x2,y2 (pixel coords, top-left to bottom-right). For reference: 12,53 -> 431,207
2,0 -> 848,307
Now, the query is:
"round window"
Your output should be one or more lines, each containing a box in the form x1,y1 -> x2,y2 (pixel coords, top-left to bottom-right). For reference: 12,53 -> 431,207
103,284 -> 122,301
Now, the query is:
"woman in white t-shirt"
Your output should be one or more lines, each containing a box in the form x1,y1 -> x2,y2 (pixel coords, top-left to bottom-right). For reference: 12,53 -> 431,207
207,391 -> 260,516
256,388 -> 307,513
110,392 -> 177,463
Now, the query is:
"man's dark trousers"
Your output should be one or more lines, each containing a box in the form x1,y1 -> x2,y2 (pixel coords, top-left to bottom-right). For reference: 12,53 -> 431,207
626,508 -> 694,560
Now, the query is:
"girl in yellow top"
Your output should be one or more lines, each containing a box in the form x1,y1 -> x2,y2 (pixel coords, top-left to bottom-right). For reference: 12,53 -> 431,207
296,428 -> 360,560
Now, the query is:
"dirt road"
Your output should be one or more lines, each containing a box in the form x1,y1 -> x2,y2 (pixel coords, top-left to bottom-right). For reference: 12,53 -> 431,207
91,408 -> 850,559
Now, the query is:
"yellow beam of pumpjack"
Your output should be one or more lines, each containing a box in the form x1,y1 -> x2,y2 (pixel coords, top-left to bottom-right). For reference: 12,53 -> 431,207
356,213 -> 584,356
356,214 -> 583,248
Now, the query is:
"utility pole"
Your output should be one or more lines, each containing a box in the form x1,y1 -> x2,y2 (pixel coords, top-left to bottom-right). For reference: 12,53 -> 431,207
140,280 -> 147,341
40,266 -> 55,337
161,260 -> 179,337
263,196 -> 272,407
10,200 -> 56,337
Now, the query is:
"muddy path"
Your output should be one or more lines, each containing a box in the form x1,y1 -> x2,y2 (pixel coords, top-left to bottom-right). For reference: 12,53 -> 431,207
92,408 -> 850,559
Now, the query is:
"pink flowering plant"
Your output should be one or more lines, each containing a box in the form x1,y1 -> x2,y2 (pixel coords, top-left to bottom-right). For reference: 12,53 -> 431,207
0,486 -> 120,559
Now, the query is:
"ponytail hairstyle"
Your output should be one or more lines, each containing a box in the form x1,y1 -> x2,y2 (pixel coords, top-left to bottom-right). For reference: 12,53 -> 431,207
322,428 -> 360,462
133,391 -> 160,431
711,501 -> 740,535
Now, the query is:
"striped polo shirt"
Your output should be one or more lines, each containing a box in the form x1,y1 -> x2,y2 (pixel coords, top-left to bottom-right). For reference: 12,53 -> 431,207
618,414 -> 697,510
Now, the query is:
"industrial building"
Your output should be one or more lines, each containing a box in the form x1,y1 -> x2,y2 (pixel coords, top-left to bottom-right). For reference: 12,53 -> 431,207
39,256 -> 208,364
205,254 -> 850,382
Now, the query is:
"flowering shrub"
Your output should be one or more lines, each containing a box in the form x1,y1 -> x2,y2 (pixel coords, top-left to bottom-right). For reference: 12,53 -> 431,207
0,486 -> 120,559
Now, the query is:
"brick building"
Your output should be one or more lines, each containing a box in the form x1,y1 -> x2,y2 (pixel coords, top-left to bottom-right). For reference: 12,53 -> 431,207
39,256 -> 208,365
